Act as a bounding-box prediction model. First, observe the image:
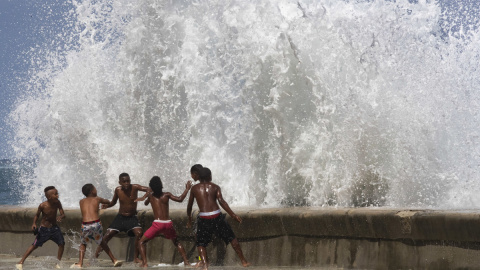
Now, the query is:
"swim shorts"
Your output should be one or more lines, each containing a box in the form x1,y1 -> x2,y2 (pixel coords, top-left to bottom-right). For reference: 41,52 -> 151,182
196,213 -> 235,247
81,220 -> 104,245
143,220 -> 177,240
107,214 -> 141,237
32,225 -> 65,247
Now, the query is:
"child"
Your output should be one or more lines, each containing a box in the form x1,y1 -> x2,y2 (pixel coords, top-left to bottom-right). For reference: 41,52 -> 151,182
190,164 -> 203,182
16,186 -> 65,270
135,176 -> 192,268
186,167 -> 250,269
71,184 -> 122,268
95,172 -> 149,263
189,164 -> 203,264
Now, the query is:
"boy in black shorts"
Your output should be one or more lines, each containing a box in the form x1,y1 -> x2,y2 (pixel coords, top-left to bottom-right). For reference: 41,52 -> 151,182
187,167 -> 250,269
95,173 -> 149,263
16,186 -> 65,270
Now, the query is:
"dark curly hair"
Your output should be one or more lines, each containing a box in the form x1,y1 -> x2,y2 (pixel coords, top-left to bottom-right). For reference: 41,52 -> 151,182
199,167 -> 212,181
149,176 -> 163,197
44,186 -> 56,193
190,164 -> 203,174
82,183 -> 94,197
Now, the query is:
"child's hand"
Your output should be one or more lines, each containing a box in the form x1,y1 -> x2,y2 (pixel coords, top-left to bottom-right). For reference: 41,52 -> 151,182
186,181 -> 193,189
233,214 -> 242,224
31,224 -> 37,231
101,204 -> 109,209
56,216 -> 63,222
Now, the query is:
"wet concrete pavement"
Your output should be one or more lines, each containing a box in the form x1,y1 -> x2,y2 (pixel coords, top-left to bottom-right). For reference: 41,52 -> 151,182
0,254 -> 343,270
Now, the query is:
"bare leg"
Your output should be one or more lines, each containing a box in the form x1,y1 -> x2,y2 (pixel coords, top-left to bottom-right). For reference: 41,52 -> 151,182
172,238 -> 190,266
71,243 -> 86,268
99,240 -> 120,265
230,239 -> 250,267
95,229 -> 118,258
132,227 -> 143,263
138,235 -> 151,268
17,245 -> 38,264
197,246 -> 208,270
57,244 -> 64,261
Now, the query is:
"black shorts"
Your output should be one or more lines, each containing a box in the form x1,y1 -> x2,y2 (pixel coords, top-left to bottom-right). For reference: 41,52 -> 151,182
108,214 -> 141,237
32,225 -> 65,247
196,214 -> 235,247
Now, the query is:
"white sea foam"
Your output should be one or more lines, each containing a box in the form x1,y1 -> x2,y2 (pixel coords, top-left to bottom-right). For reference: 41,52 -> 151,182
9,0 -> 480,208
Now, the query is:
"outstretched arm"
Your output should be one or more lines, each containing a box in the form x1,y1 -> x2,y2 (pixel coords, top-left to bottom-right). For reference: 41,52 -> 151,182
217,187 -> 242,223
169,181 -> 193,202
186,191 -> 195,228
99,197 -> 111,206
134,188 -> 152,202
135,184 -> 150,193
102,188 -> 118,209
133,185 -> 152,205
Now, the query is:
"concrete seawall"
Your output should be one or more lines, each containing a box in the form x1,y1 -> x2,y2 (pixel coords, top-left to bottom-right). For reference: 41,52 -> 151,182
1,207 -> 480,269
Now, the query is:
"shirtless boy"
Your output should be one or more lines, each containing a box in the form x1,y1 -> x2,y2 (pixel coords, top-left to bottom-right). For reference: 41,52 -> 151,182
16,186 -> 65,270
95,172 -> 149,262
72,184 -> 122,268
135,176 -> 192,267
187,167 -> 250,269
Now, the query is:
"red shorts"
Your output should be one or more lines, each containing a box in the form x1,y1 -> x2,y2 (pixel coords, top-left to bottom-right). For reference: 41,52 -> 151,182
144,220 -> 177,240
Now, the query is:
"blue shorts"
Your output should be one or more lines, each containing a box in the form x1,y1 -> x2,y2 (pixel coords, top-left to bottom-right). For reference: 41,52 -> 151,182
32,225 -> 65,247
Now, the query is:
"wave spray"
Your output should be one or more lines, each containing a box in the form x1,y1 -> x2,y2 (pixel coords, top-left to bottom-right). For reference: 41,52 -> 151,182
9,0 -> 480,208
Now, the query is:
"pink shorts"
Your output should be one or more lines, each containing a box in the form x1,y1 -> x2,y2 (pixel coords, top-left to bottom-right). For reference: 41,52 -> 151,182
144,220 -> 177,240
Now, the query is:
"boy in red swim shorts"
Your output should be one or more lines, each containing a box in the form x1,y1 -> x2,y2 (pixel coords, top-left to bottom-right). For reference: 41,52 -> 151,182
135,176 -> 192,267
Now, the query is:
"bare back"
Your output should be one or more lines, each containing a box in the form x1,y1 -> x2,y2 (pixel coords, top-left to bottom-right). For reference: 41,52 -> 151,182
149,193 -> 172,220
187,179 -> 241,226
143,181 -> 191,220
80,197 -> 108,222
190,182 -> 221,213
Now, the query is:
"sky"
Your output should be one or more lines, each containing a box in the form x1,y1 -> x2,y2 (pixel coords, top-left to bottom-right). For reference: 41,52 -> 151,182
0,0 -> 73,158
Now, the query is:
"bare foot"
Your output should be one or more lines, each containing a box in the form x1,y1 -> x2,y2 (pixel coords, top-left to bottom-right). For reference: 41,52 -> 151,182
242,261 -> 251,267
134,258 -> 143,264
70,263 -> 82,268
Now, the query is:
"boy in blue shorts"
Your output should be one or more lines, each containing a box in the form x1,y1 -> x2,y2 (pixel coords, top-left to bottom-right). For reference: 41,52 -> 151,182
16,186 -> 65,270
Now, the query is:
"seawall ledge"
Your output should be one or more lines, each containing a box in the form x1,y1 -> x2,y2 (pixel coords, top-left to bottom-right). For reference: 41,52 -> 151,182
2,206 -> 480,268
1,206 -> 480,242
